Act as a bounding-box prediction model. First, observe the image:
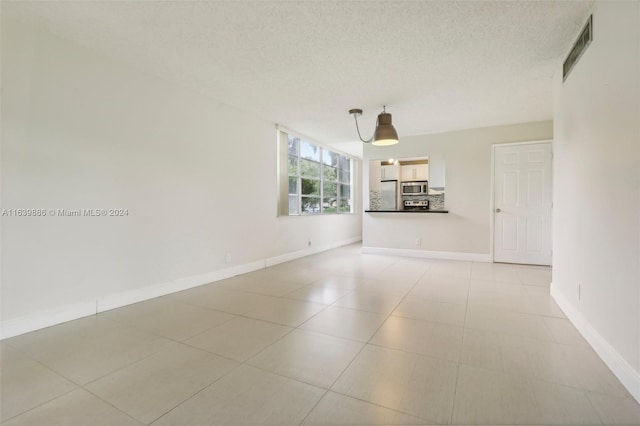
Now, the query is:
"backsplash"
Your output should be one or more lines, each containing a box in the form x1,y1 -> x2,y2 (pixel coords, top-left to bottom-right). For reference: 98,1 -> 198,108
369,190 -> 445,210
369,190 -> 382,210
402,193 -> 445,210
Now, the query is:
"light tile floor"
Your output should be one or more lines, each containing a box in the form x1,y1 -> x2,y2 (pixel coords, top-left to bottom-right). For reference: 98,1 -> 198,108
2,244 -> 640,425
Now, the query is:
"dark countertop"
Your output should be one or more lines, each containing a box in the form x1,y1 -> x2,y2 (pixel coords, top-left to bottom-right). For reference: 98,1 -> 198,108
365,209 -> 448,213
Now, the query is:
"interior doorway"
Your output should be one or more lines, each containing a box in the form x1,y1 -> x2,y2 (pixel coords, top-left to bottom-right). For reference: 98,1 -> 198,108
492,141 -> 552,265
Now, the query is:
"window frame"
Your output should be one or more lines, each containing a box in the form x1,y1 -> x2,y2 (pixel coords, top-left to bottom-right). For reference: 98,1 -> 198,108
279,129 -> 354,216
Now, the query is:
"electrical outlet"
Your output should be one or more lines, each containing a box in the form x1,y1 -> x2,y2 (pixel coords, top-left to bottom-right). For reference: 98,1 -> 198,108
225,252 -> 232,263
415,237 -> 421,246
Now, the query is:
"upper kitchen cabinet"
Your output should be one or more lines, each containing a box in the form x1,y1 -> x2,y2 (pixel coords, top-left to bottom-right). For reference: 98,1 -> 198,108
367,156 -> 447,212
381,164 -> 400,181
401,162 -> 428,182
428,157 -> 445,189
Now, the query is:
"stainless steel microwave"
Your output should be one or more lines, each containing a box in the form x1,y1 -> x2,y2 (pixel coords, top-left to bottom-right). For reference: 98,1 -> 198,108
402,181 -> 428,195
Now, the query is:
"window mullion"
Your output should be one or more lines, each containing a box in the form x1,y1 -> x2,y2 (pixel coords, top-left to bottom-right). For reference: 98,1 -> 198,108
320,148 -> 324,214
297,144 -> 301,215
337,159 -> 341,211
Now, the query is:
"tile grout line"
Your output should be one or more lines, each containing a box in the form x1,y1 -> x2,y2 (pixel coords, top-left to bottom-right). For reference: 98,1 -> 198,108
583,390 -> 609,425
0,385 -> 79,424
145,360 -> 247,425
169,274 -> 371,369
142,249 -> 367,424
130,266 -> 343,424
79,326 -> 243,425
81,386 -> 148,426
16,297 -> 298,425
297,260 -> 435,426
236,255 -> 414,425
149,274 -> 352,423
322,389 -> 438,424
2,341 -> 146,425
448,267 -> 473,425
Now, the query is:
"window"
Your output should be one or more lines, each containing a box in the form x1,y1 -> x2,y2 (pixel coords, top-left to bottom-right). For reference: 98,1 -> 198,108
281,132 -> 352,215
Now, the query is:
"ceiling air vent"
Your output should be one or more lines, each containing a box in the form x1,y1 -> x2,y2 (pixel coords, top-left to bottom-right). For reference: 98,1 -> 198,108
563,15 -> 593,81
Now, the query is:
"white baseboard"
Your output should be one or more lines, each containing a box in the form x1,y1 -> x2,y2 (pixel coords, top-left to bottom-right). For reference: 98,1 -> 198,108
361,246 -> 492,262
266,244 -> 332,267
551,282 -> 640,403
266,236 -> 362,267
96,259 -> 267,313
0,301 -> 97,341
332,236 -> 362,248
1,237 -> 361,340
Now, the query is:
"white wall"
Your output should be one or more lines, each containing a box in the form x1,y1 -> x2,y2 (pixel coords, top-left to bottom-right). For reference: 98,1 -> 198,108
552,1 -> 640,401
362,121 -> 553,259
1,12 -> 361,337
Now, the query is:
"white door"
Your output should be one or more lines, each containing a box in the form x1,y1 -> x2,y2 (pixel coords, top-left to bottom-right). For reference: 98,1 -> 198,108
493,142 -> 552,265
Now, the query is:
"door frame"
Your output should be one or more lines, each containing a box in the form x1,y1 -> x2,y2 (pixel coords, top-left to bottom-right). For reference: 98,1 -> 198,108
490,140 -> 553,264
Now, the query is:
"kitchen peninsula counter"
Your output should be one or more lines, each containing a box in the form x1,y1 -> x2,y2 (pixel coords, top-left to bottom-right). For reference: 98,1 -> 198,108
365,209 -> 448,213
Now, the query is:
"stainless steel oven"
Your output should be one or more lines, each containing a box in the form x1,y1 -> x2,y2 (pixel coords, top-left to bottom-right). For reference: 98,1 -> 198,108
401,181 -> 428,195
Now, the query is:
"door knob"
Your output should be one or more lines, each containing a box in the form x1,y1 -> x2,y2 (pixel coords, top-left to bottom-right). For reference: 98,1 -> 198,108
495,208 -> 501,213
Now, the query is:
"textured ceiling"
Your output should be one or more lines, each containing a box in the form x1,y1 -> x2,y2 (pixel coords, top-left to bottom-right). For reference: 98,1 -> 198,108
5,1 -> 593,156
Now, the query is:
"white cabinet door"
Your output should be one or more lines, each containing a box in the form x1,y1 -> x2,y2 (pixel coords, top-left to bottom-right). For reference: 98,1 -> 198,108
381,165 -> 399,181
401,164 -> 428,181
401,166 -> 414,181
493,142 -> 552,265
415,164 -> 429,181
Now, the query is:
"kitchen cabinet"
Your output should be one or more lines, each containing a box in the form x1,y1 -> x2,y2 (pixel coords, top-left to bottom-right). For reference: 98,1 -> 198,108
401,164 -> 429,181
381,164 -> 399,181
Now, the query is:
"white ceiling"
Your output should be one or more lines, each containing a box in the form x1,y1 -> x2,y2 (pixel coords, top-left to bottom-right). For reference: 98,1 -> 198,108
7,1 -> 593,157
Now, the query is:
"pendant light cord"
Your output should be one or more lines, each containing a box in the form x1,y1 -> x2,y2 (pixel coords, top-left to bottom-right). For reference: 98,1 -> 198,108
353,113 -> 382,144
352,114 -> 373,143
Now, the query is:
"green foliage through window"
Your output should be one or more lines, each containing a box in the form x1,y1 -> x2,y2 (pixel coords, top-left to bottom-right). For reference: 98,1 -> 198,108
287,136 -> 352,215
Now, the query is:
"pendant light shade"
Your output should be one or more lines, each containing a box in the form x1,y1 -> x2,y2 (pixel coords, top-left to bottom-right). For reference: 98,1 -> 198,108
372,112 -> 399,146
349,106 -> 399,146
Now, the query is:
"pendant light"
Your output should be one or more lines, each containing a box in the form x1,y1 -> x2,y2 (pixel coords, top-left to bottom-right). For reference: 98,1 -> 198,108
349,106 -> 399,146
